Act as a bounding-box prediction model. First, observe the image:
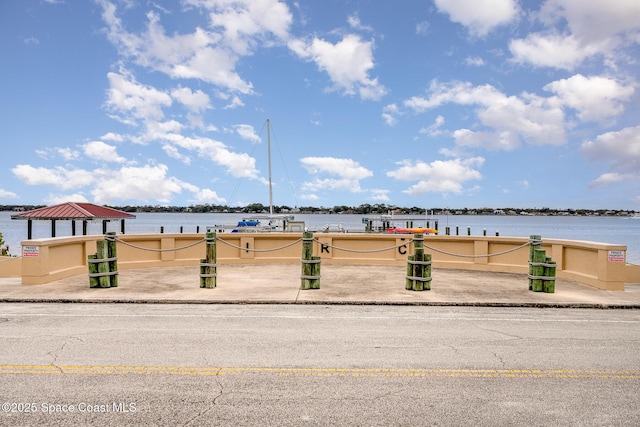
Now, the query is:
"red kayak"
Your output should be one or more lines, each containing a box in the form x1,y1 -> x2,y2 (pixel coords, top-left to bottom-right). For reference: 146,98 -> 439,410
386,227 -> 438,234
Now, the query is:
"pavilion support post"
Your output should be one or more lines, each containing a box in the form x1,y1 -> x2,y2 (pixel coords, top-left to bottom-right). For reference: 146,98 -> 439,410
71,221 -> 76,236
27,220 -> 33,240
102,220 -> 108,234
51,219 -> 56,238
83,220 -> 88,235
121,219 -> 126,234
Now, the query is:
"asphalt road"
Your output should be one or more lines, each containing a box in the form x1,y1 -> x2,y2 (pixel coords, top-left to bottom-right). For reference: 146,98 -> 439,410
1,303 -> 639,426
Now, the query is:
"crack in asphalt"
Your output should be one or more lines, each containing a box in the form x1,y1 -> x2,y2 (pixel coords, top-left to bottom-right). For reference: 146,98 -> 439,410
47,336 -> 84,374
183,367 -> 224,426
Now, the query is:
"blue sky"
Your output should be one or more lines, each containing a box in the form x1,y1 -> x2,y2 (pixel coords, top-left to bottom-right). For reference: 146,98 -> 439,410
1,0 -> 639,210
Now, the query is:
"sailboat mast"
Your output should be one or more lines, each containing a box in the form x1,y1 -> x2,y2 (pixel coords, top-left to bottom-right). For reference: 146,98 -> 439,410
267,119 -> 273,215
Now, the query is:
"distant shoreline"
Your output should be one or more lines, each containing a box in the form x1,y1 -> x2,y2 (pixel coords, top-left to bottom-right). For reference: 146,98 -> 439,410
1,205 -> 637,217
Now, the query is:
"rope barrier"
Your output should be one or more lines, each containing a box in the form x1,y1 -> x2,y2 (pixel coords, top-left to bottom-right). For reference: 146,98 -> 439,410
217,237 -> 303,252
107,234 -> 534,259
422,241 -> 531,258
111,236 -> 206,252
312,239 -> 409,253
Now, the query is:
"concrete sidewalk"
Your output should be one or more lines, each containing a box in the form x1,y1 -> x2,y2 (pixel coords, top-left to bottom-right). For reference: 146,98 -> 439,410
1,264 -> 639,308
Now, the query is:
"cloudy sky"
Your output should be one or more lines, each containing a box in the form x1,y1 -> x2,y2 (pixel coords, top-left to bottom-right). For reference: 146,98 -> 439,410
1,0 -> 639,209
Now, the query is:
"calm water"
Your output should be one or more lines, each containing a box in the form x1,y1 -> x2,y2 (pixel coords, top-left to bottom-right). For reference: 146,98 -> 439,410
1,211 -> 639,264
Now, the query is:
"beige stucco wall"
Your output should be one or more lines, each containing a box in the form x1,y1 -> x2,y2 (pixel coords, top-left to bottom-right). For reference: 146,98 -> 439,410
0,256 -> 22,277
10,233 -> 635,290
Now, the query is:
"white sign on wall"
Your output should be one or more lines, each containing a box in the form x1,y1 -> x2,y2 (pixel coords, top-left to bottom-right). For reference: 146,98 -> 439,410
608,250 -> 625,262
23,246 -> 39,257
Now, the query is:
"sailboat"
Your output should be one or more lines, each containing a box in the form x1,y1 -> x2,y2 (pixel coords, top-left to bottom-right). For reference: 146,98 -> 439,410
213,120 -> 304,233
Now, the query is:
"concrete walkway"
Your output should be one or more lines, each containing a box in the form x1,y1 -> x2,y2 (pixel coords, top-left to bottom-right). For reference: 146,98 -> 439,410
1,264 -> 639,308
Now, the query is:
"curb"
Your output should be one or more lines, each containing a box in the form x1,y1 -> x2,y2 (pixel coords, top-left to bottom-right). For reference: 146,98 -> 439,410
1,298 -> 639,309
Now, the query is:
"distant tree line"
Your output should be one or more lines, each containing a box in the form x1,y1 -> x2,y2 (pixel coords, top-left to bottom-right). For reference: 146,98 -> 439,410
2,204 -> 635,216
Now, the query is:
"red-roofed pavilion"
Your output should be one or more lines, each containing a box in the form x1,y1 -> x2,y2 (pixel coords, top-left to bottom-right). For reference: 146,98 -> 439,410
11,202 -> 136,239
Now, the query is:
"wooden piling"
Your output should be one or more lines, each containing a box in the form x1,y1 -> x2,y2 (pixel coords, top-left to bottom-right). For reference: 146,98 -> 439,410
424,254 -> 432,291
529,235 -> 542,290
413,234 -> 424,291
200,232 -> 217,288
405,234 -> 431,291
543,257 -> 556,293
406,255 -> 415,290
96,240 -> 111,288
106,232 -> 118,287
88,254 -> 99,288
301,231 -> 320,290
531,248 -> 546,292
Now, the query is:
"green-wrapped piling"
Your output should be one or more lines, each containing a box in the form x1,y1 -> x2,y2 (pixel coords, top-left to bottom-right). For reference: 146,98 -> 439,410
406,254 -> 414,290
424,253 -> 432,291
413,234 -> 424,291
543,257 -> 556,293
531,248 -> 546,292
96,240 -> 111,288
88,254 -> 99,288
106,232 -> 118,287
529,235 -> 542,290
301,231 -> 320,290
200,232 -> 217,288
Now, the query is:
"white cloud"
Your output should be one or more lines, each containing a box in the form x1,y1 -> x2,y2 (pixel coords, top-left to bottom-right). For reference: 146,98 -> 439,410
0,188 -> 18,199
387,157 -> 484,196
348,15 -> 373,32
419,115 -> 445,137
106,70 -> 172,124
300,157 -> 373,193
370,189 -> 390,202
100,0 -> 293,96
539,0 -> 640,45
90,164 -> 187,204
382,103 -> 401,126
100,132 -> 125,142
160,134 -> 264,181
289,34 -> 387,100
186,0 -> 292,54
82,141 -> 127,163
171,86 -> 211,113
11,165 -> 95,190
234,124 -> 261,143
452,129 -> 521,151
509,0 -> 640,70
464,56 -> 485,66
434,0 -> 519,37
588,172 -> 635,189
191,188 -> 226,204
509,33 -> 603,70
544,74 -> 635,122
416,21 -> 430,36
404,80 -> 566,148
582,125 -> 640,175
44,193 -> 90,205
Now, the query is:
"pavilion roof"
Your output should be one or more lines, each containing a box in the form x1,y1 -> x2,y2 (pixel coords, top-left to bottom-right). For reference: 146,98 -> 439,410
11,202 -> 136,221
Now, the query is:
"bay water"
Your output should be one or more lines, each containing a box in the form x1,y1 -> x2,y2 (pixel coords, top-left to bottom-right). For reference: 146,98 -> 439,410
1,211 -> 638,264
